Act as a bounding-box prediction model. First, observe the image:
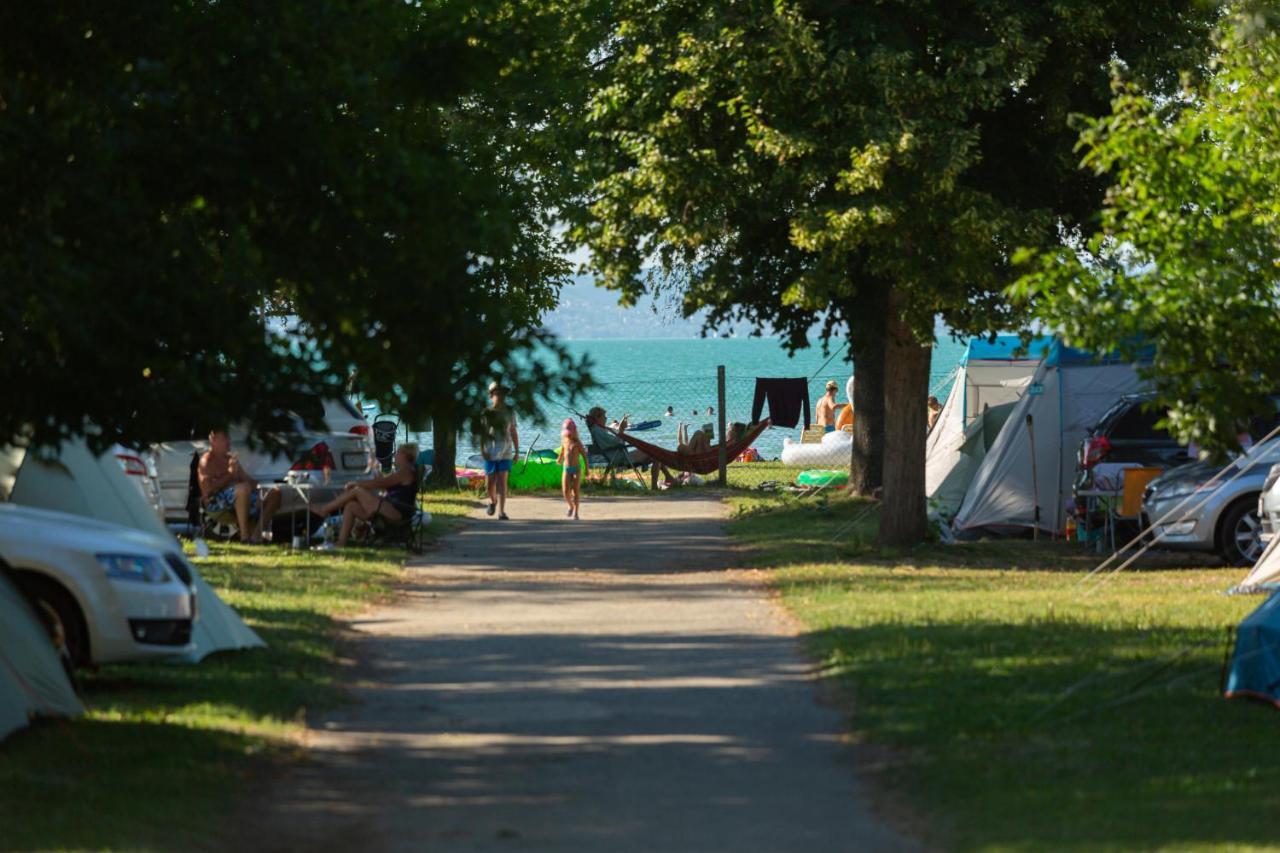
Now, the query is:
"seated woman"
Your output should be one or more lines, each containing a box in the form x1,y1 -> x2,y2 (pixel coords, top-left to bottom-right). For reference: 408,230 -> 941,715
314,443 -> 419,549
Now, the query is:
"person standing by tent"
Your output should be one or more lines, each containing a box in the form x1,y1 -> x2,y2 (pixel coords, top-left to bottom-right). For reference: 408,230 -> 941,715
815,380 -> 840,433
927,396 -> 943,433
478,381 -> 519,520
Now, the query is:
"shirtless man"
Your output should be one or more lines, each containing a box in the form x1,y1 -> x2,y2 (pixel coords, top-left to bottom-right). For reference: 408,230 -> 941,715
198,429 -> 281,543
815,380 -> 840,432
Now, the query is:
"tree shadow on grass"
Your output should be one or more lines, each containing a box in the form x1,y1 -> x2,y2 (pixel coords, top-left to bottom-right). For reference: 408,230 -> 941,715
798,615 -> 1280,850
0,717 -> 261,852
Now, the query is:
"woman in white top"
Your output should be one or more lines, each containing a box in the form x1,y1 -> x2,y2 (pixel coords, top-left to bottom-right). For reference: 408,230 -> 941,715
479,381 -> 519,520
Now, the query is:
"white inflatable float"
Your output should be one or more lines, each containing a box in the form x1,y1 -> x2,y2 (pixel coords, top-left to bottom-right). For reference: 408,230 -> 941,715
781,428 -> 853,468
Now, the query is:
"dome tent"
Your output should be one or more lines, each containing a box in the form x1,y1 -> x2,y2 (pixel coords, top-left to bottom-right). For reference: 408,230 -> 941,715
0,563 -> 82,742
926,335 -> 1052,517
951,340 -> 1147,536
1225,591 -> 1280,707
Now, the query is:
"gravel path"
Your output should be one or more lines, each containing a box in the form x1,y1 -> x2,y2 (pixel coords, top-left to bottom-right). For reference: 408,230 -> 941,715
253,493 -> 909,852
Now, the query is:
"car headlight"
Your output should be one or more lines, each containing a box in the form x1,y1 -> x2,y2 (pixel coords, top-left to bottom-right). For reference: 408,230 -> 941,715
97,553 -> 171,584
1157,482 -> 1199,500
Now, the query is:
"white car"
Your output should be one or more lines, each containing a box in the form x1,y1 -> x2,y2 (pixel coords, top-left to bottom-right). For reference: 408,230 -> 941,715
0,504 -> 197,666
112,443 -> 164,520
153,398 -> 375,529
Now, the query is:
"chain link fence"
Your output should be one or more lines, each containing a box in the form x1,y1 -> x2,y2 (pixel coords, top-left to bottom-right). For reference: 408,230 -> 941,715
411,361 -> 959,493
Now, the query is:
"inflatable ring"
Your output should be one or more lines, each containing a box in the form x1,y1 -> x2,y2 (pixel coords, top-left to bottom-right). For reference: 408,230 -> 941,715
836,404 -> 855,431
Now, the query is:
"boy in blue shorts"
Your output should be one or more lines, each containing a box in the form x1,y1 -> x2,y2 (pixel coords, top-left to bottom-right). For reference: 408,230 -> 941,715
479,382 -> 519,520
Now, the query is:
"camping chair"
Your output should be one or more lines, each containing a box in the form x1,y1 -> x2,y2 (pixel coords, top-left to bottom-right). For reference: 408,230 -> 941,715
800,426 -> 827,444
371,417 -> 401,472
585,420 -> 649,487
185,451 -> 240,540
366,463 -> 432,554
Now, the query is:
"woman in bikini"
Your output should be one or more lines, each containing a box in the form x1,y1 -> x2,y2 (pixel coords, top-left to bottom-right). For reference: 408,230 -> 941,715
557,419 -> 587,519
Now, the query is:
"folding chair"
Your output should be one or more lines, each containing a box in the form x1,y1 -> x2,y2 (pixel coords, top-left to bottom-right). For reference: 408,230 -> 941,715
586,421 -> 649,487
186,451 -> 239,540
367,463 -> 432,554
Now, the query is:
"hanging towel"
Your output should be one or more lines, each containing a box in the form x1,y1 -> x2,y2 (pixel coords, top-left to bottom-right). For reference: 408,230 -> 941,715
752,378 -> 811,429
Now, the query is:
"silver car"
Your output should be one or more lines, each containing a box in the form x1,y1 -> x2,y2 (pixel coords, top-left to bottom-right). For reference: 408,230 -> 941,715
1141,441 -> 1280,565
1258,463 -> 1280,545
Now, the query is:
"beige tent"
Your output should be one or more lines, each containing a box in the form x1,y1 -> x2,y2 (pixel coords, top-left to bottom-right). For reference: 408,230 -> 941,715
0,568 -> 83,741
3,440 -> 264,662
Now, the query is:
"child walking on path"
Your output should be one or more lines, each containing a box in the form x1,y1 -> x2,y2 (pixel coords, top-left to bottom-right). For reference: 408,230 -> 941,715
558,419 -> 587,520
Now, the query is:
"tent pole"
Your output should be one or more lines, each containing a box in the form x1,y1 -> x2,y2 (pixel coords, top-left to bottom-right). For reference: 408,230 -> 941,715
1027,414 -> 1040,541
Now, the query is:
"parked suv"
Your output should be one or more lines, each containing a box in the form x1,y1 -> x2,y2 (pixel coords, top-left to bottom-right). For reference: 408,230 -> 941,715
153,398 -> 374,533
1074,394 -> 1191,499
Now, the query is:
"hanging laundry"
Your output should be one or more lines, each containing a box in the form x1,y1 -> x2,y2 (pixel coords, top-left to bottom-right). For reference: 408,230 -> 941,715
751,378 -> 811,429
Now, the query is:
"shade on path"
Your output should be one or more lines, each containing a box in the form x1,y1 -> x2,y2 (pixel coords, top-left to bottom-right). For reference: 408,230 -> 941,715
250,493 -> 909,852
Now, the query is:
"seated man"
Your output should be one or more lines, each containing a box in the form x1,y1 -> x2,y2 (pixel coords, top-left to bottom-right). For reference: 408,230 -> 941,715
198,429 -> 281,543
312,443 -> 419,549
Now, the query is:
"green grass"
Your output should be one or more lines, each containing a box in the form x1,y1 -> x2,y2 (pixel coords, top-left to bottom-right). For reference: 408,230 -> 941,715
728,493 -> 1280,851
0,492 -> 474,851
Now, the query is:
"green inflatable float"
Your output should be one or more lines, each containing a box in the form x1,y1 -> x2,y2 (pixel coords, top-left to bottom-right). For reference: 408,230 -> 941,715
509,450 -> 569,489
795,469 -> 848,488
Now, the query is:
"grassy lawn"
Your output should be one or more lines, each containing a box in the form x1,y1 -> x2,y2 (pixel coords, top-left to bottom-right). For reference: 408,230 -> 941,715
0,492 -> 474,851
729,493 -> 1280,851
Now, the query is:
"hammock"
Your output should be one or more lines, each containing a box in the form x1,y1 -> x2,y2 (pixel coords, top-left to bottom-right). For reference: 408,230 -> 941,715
605,419 -> 772,475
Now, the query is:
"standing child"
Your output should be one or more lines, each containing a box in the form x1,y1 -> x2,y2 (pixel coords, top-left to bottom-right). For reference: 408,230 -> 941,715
557,419 -> 587,519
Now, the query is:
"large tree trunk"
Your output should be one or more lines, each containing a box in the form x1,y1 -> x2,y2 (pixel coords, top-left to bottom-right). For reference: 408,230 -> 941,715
878,292 -> 931,546
847,298 -> 886,495
427,415 -> 458,490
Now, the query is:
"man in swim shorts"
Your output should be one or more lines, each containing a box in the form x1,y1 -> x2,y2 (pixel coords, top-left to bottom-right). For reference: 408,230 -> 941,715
479,381 -> 519,520
815,380 -> 839,432
198,428 -> 281,543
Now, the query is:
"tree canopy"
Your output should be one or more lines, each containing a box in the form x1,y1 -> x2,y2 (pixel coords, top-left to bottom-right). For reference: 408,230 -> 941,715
1014,6 -> 1280,451
1,1 -> 587,453
569,0 -> 1218,541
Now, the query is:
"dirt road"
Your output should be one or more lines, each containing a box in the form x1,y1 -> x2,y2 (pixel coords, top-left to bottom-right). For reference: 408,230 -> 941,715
255,493 -> 907,852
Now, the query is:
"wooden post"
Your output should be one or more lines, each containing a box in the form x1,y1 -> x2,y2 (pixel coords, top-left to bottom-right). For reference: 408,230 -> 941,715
717,365 -> 728,486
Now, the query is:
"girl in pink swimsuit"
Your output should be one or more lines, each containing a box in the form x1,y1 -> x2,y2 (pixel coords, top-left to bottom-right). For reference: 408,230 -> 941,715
558,419 -> 587,519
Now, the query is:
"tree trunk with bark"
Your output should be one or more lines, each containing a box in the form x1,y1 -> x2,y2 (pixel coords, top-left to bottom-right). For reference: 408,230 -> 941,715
845,293 -> 887,495
427,415 -> 458,490
877,292 -> 931,546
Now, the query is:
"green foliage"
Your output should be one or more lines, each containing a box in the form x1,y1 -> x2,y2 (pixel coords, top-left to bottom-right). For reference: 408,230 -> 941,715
0,2 -> 586,452
569,0 -> 1218,345
1014,7 -> 1280,451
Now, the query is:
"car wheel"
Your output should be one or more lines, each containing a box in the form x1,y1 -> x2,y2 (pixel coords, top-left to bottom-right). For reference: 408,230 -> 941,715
15,574 -> 90,667
1219,498 -> 1265,567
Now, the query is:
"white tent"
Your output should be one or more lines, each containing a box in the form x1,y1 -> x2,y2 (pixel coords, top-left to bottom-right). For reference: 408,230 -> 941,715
951,341 -> 1145,536
1236,536 -> 1280,593
0,568 -> 83,741
926,336 -> 1050,516
2,440 -> 264,662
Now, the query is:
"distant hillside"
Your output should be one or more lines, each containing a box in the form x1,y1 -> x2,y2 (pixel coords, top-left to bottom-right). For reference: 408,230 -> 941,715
542,277 -> 747,339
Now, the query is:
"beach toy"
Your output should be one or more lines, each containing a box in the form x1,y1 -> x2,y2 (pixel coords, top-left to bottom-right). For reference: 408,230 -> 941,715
627,420 -> 662,432
836,404 -> 855,431
781,428 -> 852,468
796,469 -> 849,488
509,456 -> 565,489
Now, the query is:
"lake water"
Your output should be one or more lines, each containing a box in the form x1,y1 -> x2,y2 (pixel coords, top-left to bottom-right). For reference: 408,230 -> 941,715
417,336 -> 967,465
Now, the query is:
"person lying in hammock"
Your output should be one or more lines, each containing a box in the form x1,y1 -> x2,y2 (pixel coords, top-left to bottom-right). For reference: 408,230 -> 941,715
677,421 -> 749,456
